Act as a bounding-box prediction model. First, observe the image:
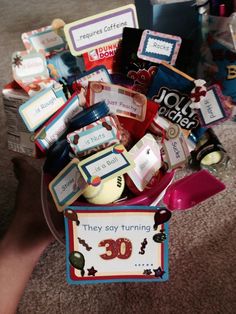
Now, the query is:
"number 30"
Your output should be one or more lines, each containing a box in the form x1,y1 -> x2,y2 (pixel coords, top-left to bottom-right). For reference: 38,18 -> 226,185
99,238 -> 132,260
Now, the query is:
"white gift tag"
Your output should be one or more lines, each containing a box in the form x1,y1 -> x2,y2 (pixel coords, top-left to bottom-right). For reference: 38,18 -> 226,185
88,82 -> 147,121
198,85 -> 230,127
162,133 -> 190,169
127,134 -> 161,191
64,4 -> 138,56
19,83 -> 66,132
49,159 -> 87,212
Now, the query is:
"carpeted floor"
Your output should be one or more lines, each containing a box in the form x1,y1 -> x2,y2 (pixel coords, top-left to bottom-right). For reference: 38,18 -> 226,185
0,1 -> 236,313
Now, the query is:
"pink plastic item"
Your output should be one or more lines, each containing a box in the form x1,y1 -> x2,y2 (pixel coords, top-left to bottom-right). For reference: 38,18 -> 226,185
163,169 -> 226,211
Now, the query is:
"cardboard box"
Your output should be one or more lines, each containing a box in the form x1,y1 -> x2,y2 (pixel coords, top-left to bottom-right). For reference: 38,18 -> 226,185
2,81 -> 36,157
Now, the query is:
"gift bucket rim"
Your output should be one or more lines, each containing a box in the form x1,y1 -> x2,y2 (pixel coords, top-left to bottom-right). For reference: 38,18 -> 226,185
41,169 -> 175,246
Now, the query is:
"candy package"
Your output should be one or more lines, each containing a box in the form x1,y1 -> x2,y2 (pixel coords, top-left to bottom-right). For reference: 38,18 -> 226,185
147,63 -> 199,132
119,27 -> 157,94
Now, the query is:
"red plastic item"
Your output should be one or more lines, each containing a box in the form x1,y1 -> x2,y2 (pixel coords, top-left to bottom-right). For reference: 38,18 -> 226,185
163,169 -> 226,211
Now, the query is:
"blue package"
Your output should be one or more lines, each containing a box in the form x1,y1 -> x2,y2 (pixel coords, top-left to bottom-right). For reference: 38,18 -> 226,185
47,50 -> 85,83
67,65 -> 111,95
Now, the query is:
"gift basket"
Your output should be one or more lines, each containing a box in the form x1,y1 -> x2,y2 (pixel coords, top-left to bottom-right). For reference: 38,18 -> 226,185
3,1 -> 235,284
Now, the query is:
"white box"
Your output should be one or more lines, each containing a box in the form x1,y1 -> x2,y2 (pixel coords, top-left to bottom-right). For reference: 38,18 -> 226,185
2,81 -> 36,157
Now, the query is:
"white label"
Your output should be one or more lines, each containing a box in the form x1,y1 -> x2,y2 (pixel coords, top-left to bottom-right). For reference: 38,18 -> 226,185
65,5 -> 138,55
22,89 -> 64,129
94,90 -> 141,116
85,154 -> 127,178
77,128 -> 114,150
135,146 -> 159,179
71,12 -> 132,49
30,31 -> 64,50
53,166 -> 83,203
164,137 -> 188,168
146,38 -> 173,56
15,57 -> 45,77
200,89 -> 224,124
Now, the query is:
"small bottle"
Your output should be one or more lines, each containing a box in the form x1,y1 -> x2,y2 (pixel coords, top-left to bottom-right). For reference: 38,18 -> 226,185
69,101 -> 110,132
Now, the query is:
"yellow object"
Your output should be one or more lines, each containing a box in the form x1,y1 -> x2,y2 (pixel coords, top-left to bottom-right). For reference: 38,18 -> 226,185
201,151 -> 222,166
51,18 -> 66,40
51,18 -> 66,30
83,175 -> 125,204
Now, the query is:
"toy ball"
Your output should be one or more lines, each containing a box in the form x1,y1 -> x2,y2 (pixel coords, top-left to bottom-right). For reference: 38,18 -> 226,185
83,175 -> 125,204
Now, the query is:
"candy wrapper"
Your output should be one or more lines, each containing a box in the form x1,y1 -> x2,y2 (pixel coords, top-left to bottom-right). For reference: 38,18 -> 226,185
119,27 -> 157,94
147,63 -> 199,133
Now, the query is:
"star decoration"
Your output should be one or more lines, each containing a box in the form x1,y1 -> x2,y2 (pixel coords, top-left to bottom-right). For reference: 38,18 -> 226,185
87,266 -> 97,276
12,55 -> 23,68
153,267 -> 165,279
143,269 -> 152,275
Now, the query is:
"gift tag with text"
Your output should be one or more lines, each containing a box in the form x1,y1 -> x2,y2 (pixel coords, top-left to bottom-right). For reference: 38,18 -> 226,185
22,25 -> 66,56
64,4 -> 138,56
78,144 -> 135,186
65,206 -> 169,284
19,83 -> 66,132
138,30 -> 182,65
71,66 -> 111,91
12,51 -> 53,95
162,133 -> 190,169
67,115 -> 121,157
12,51 -> 49,82
88,82 -> 147,121
197,85 -> 231,127
49,159 -> 87,212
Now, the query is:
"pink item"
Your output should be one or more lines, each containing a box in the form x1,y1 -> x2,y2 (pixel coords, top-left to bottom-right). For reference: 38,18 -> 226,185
163,170 -> 225,211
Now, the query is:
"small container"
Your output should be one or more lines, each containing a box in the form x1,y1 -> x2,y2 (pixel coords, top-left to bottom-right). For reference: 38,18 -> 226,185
67,115 -> 122,157
188,126 -> 207,144
43,139 -> 72,176
189,128 -> 229,173
69,101 -> 109,132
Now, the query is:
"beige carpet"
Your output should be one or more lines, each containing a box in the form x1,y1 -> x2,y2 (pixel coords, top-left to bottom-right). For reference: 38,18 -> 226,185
0,0 -> 236,313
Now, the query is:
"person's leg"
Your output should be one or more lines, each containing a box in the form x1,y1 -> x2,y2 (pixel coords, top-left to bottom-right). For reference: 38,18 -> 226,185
0,158 -> 54,314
